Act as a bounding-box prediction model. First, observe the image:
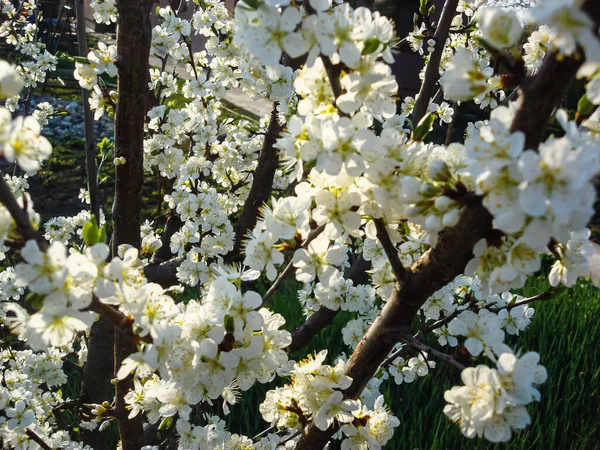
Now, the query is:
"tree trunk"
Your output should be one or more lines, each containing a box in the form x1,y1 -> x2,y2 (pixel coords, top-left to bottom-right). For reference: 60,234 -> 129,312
111,0 -> 153,448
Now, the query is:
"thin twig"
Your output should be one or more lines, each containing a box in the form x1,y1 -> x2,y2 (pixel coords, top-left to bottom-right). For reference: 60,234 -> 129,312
380,345 -> 408,369
252,425 -> 277,441
411,0 -> 460,125
281,429 -> 302,445
259,224 -> 326,309
422,307 -> 464,334
400,334 -> 466,370
87,296 -> 151,343
373,218 -> 406,282
488,289 -> 554,313
26,428 -> 53,450
0,170 -> 47,250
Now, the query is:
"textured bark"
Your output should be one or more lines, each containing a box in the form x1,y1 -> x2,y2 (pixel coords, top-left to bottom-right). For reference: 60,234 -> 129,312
144,255 -> 185,287
411,0 -> 459,125
111,1 -> 153,449
231,105 -> 281,255
111,0 -> 152,256
80,318 -> 114,450
510,55 -> 584,148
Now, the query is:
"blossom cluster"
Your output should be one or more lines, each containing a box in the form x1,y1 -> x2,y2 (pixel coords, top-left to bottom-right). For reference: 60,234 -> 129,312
260,350 -> 400,449
444,352 -> 547,442
0,0 -> 599,447
0,2 -> 58,111
0,348 -> 91,449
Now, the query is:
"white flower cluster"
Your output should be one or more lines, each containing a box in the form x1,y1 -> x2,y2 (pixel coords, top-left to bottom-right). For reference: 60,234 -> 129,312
0,64 -> 52,174
389,352 -> 436,385
0,4 -> 57,109
260,350 -> 399,449
90,0 -> 117,25
121,275 -> 292,404
0,349 -> 91,449
444,352 -> 547,442
74,41 -> 117,90
6,234 -> 292,436
466,103 -> 599,293
526,0 -> 600,62
235,1 -> 398,119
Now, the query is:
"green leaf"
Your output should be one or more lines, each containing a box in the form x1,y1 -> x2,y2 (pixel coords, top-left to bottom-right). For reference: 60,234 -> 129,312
427,5 -> 436,17
239,0 -> 262,10
71,55 -> 90,65
362,38 -> 381,55
82,215 -> 106,246
27,292 -> 45,310
158,417 -> 173,430
224,314 -> 235,333
97,137 -> 112,157
419,0 -> 428,15
578,94 -> 595,117
99,227 -> 107,245
411,112 -> 436,141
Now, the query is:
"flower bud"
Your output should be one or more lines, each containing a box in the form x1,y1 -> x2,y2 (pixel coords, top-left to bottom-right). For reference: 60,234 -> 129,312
424,214 -> 442,232
427,159 -> 452,182
478,7 -> 523,50
113,156 -> 126,166
434,195 -> 452,212
442,208 -> 461,227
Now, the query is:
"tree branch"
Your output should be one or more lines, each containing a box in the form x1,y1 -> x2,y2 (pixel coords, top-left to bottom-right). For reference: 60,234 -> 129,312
75,0 -> 100,221
488,289 -> 554,313
111,1 -> 153,448
373,218 -> 406,282
25,428 -> 53,450
231,104 -> 281,256
422,307 -> 463,334
400,333 -> 466,370
0,171 -> 46,250
411,0 -> 460,125
143,255 -> 185,287
87,297 -> 150,343
149,211 -> 183,265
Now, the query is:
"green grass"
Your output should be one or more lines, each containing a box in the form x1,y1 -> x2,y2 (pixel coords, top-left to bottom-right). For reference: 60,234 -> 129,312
227,275 -> 600,449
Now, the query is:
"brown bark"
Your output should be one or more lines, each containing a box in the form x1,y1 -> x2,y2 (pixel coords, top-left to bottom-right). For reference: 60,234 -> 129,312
111,0 -> 152,255
150,211 -> 183,265
80,318 -> 114,450
144,254 -> 185,287
231,104 -> 281,255
111,1 -> 153,449
411,0 -> 460,125
75,0 -> 100,221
